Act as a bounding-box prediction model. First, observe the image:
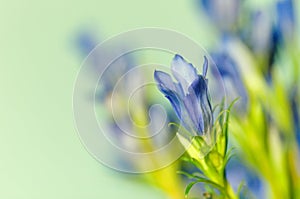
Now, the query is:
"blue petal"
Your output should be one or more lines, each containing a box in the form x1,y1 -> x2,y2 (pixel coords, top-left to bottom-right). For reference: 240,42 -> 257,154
171,54 -> 198,95
77,32 -> 98,56
183,93 -> 204,134
276,0 -> 295,29
188,75 -> 213,132
189,75 -> 208,99
211,52 -> 248,103
165,93 -> 182,121
154,70 -> 182,120
154,70 -> 176,92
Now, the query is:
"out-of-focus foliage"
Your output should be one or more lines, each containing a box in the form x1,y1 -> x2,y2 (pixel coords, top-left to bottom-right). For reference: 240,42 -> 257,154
197,0 -> 300,198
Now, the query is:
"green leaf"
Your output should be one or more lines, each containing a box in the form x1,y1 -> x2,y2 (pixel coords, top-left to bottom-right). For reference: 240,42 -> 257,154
185,178 -> 226,198
181,155 -> 192,162
192,172 -> 207,179
223,147 -> 236,167
185,181 -> 198,198
168,122 -> 180,129
190,158 -> 205,170
237,181 -> 246,196
223,98 -> 240,153
177,170 -> 209,181
180,156 -> 205,171
177,170 -> 197,179
218,98 -> 226,126
212,103 -> 220,115
237,181 -> 256,199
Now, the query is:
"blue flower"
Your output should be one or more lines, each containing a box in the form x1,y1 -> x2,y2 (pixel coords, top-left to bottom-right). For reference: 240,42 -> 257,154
226,158 -> 265,198
154,55 -> 213,136
211,51 -> 248,108
76,31 -> 135,100
76,31 -> 98,56
245,10 -> 274,54
199,0 -> 241,32
276,0 -> 295,40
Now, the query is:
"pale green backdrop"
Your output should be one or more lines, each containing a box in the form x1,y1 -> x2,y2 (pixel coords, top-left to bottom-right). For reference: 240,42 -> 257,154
0,0 -> 212,198
3,0 -> 297,198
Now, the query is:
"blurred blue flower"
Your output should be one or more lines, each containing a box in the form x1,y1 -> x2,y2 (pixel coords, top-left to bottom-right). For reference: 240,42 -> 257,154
154,55 -> 213,136
238,9 -> 281,81
211,51 -> 248,107
76,31 -> 135,100
226,158 -> 265,199
200,0 -> 241,32
246,11 -> 274,54
291,89 -> 300,146
276,0 -> 296,40
77,31 -> 98,56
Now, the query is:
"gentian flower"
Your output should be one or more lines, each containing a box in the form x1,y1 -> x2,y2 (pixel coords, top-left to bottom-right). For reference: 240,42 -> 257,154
199,0 -> 241,32
77,31 -> 99,56
276,0 -> 296,40
211,51 -> 248,108
76,31 -> 135,100
226,158 -> 265,199
154,55 -> 213,137
246,10 -> 274,54
238,9 -> 279,80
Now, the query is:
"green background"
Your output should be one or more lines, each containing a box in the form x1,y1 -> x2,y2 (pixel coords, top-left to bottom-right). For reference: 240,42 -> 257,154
0,0 -> 210,198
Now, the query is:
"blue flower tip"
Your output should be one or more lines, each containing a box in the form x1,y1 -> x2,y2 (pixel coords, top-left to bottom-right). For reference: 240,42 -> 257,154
174,54 -> 184,61
154,70 -> 167,82
154,70 -> 160,79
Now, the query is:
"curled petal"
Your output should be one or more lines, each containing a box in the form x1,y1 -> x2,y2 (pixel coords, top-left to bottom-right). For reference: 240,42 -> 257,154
154,70 -> 182,120
154,70 -> 176,92
164,91 -> 182,121
171,54 -> 198,95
